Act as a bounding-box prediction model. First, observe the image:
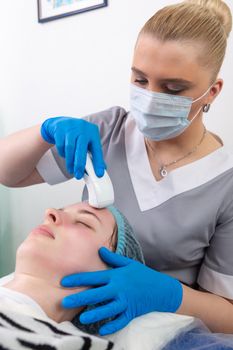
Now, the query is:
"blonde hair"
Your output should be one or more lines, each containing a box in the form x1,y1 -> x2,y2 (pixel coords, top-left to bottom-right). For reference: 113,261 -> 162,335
139,0 -> 232,80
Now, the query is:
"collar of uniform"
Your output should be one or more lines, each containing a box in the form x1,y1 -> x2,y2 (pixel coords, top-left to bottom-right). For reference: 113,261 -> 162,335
125,113 -> 233,212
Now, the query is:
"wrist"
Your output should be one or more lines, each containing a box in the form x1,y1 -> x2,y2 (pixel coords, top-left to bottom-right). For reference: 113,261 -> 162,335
169,277 -> 183,313
153,271 -> 183,313
40,119 -> 55,144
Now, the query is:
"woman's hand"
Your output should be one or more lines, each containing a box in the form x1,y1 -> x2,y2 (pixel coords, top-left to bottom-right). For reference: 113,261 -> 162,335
41,117 -> 106,179
61,247 -> 183,335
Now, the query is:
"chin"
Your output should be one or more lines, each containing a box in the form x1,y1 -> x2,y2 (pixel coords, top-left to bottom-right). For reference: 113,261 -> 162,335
15,243 -> 55,279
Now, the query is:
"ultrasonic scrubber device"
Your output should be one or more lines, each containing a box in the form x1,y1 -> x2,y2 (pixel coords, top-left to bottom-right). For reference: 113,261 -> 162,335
83,153 -> 114,208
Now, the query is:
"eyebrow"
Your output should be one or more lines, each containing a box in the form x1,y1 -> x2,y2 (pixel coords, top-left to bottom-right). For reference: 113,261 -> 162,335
131,67 -> 194,86
59,207 -> 101,225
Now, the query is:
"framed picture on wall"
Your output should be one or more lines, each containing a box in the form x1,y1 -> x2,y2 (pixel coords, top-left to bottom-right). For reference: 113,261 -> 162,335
38,0 -> 108,23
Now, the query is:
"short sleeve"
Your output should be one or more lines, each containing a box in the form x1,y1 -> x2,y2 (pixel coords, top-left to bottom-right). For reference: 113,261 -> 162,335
36,106 -> 127,185
36,147 -> 72,185
197,196 -> 233,299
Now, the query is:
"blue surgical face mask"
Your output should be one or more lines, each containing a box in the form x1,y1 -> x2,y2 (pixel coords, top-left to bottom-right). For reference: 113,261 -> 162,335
130,83 -> 211,141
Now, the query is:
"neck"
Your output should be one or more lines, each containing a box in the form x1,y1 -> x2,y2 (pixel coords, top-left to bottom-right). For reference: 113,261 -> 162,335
146,119 -> 206,158
3,273 -> 85,323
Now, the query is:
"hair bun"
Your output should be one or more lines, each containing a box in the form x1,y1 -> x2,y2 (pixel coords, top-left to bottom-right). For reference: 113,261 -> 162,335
186,0 -> 232,37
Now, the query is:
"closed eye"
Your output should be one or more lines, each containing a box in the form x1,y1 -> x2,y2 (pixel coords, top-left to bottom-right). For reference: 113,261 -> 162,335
162,83 -> 186,94
134,78 -> 148,85
163,87 -> 185,95
74,220 -> 93,230
134,79 -> 186,94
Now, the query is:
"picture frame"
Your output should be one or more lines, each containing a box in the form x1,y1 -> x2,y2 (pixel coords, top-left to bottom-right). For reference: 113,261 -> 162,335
38,0 -> 108,23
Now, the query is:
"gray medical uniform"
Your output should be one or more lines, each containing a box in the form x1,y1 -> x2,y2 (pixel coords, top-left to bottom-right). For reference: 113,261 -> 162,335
37,106 -> 233,300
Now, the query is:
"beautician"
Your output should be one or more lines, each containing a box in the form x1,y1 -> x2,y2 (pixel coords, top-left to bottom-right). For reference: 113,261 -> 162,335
1,0 -> 233,336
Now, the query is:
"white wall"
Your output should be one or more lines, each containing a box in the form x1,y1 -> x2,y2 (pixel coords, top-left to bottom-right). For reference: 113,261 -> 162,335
0,0 -> 233,275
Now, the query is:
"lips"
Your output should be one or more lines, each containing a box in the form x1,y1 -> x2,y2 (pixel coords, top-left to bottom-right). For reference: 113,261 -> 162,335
32,225 -> 55,239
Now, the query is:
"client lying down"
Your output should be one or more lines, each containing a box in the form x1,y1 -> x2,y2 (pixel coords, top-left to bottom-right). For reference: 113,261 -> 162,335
2,203 -> 233,350
0,202 -> 144,350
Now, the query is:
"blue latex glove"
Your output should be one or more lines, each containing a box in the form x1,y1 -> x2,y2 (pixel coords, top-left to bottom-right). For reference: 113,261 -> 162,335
41,117 -> 106,179
61,247 -> 183,336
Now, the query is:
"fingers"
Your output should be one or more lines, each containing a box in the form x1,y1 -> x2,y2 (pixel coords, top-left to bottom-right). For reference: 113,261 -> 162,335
88,130 -> 106,178
99,247 -> 131,268
51,118 -> 105,180
99,313 -> 130,336
65,133 -> 78,174
79,300 -> 127,324
61,269 -> 111,288
54,130 -> 66,158
62,285 -> 114,308
73,135 -> 88,179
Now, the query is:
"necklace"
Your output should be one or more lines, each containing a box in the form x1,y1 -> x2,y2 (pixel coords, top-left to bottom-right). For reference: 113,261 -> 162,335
145,127 -> 207,178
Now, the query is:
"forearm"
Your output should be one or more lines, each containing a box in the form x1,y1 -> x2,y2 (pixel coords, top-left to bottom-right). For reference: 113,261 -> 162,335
0,125 -> 51,186
177,284 -> 233,333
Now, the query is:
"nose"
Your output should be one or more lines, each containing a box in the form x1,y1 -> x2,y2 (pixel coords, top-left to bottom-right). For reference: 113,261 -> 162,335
45,208 -> 62,225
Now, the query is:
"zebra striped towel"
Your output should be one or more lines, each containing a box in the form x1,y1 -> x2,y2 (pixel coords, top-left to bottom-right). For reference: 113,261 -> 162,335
0,307 -> 120,350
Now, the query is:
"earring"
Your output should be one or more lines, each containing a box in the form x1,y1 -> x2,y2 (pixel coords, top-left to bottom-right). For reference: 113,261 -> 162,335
203,104 -> 211,113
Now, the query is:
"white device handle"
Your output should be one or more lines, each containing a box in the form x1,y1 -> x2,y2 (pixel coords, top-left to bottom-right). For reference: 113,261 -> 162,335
84,153 -> 114,208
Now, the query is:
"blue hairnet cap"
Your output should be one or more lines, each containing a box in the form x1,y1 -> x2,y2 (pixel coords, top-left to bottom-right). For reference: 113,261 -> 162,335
72,205 -> 145,334
107,205 -> 145,264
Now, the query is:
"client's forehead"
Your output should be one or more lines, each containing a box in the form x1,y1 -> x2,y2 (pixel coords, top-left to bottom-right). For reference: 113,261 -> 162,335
63,202 -> 116,229
64,201 -> 106,213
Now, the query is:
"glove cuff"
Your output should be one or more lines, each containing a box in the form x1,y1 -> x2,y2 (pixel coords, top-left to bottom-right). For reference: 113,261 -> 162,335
40,120 -> 55,144
170,278 -> 183,313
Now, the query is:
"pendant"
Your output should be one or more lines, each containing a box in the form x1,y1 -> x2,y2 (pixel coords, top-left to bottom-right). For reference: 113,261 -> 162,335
160,166 -> 168,178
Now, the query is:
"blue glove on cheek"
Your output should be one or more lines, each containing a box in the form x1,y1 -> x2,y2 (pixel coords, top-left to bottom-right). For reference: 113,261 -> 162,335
61,247 -> 183,336
41,117 -> 106,179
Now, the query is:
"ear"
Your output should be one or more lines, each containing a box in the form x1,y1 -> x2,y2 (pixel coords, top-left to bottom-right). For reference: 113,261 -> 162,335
207,78 -> 224,104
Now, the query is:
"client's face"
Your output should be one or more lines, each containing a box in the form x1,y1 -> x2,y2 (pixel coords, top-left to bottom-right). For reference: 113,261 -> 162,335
16,202 -> 116,282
